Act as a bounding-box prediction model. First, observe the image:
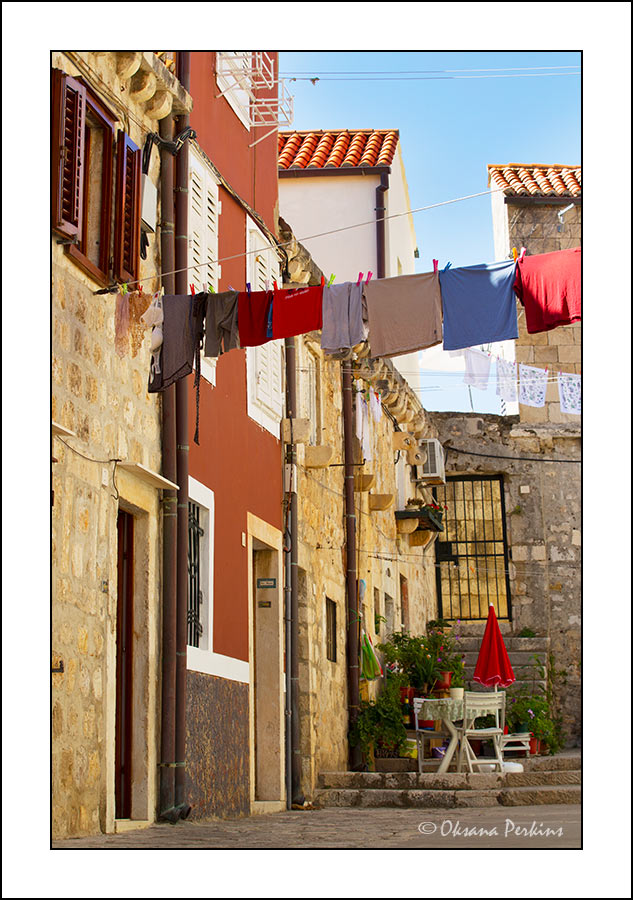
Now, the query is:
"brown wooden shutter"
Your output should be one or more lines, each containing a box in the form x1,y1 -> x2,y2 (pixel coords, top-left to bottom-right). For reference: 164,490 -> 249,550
51,69 -> 87,239
114,132 -> 142,283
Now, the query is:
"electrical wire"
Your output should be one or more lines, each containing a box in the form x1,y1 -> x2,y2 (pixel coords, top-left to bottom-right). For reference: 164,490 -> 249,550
445,446 -> 580,464
285,72 -> 580,83
55,438 -> 122,499
281,65 -> 580,75
93,184 -> 512,294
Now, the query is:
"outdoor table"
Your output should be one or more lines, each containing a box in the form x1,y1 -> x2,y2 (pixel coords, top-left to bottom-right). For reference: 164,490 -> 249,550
415,696 -> 504,774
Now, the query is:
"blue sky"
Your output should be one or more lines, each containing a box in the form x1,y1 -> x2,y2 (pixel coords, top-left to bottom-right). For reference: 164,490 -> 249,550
279,50 -> 581,413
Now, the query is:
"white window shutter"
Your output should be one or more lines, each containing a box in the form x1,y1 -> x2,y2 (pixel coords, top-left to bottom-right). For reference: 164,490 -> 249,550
189,158 -> 206,294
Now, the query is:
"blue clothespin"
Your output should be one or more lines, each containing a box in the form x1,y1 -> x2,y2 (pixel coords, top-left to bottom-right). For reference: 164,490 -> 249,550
443,262 -> 452,272
246,282 -> 251,296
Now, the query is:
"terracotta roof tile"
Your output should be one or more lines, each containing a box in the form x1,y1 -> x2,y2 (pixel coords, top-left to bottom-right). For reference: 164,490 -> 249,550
488,163 -> 581,197
279,129 -> 399,170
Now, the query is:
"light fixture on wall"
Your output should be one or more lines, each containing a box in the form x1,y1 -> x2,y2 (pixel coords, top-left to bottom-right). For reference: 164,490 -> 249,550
557,203 -> 575,233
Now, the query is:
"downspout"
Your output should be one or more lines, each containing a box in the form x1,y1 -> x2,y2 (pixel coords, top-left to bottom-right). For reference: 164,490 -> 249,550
174,50 -> 191,820
284,336 -> 303,805
342,361 -> 362,770
376,171 -> 389,279
158,113 -> 178,821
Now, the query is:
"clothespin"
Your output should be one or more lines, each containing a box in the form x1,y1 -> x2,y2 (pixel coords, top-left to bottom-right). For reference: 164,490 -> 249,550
120,283 -> 128,295
356,272 -> 364,286
138,284 -> 143,294
512,247 -> 518,261
327,273 -> 335,287
443,262 -> 452,271
433,259 -> 438,274
519,247 -> 527,261
320,275 -> 325,287
246,282 -> 251,296
265,279 -> 270,292
190,283 -> 196,297
273,280 -> 278,290
365,272 -> 373,284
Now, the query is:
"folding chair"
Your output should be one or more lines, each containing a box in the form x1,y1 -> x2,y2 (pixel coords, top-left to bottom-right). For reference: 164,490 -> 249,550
412,697 -> 450,773
456,691 -> 506,774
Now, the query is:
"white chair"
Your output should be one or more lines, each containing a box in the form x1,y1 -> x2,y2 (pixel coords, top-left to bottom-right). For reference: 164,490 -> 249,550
456,691 -> 506,774
412,697 -> 450,773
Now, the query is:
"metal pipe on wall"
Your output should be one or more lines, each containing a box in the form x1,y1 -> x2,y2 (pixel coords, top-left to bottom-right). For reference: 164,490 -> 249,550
376,172 -> 389,279
284,336 -> 303,805
174,50 -> 191,818
158,112 -> 178,820
342,362 -> 362,771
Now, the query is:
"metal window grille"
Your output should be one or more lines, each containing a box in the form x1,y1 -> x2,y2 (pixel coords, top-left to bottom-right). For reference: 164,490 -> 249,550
187,502 -> 204,647
326,598 -> 337,662
434,475 -> 512,621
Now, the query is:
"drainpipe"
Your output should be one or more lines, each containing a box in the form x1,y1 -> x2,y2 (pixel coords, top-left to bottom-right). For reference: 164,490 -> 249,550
342,361 -> 362,770
375,171 -> 389,279
174,50 -> 191,820
284,336 -> 303,805
158,113 -> 178,821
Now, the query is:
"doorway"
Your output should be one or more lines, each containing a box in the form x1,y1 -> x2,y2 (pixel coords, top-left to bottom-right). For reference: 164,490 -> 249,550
115,509 -> 134,819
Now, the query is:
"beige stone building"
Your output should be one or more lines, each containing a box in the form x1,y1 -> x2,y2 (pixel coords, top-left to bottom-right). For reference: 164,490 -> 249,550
430,164 -> 581,743
51,51 -> 191,838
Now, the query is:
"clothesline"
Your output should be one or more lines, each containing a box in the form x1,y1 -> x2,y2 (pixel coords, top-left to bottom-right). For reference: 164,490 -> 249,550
93,185 -> 514,294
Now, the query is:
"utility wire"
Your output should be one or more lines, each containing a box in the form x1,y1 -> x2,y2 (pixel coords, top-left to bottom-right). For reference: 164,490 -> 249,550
93,185 -> 512,294
281,65 -> 581,75
285,73 -> 580,83
445,446 -> 580,464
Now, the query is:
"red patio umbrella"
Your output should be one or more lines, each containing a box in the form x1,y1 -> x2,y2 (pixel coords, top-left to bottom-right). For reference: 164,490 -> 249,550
473,603 -> 515,688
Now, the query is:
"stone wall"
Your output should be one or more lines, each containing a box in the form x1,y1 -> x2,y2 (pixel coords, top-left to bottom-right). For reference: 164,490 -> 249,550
51,52 -> 190,838
294,339 -> 441,798
430,412 -> 581,744
507,199 -> 581,425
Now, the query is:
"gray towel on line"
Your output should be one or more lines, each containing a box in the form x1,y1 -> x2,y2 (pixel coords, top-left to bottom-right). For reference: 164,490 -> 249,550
321,282 -> 366,351
204,290 -> 240,358
364,272 -> 443,358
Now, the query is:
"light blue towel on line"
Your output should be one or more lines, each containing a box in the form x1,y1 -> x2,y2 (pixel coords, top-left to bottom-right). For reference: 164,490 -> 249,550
440,260 -> 518,352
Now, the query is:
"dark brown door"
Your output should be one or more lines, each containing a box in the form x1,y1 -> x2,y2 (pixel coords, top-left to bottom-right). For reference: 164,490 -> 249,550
115,510 -> 134,818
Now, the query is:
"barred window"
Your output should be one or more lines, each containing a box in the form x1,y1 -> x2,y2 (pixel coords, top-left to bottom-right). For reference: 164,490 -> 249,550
187,501 -> 205,648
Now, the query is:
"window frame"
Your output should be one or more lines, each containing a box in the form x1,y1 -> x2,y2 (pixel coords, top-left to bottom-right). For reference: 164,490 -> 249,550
326,597 -> 337,663
65,88 -> 116,285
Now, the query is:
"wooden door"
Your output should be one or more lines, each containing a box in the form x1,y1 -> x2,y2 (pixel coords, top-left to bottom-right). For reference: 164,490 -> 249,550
115,510 -> 134,818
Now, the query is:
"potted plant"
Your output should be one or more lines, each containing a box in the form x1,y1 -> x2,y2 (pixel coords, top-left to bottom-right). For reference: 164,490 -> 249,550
349,676 -> 408,765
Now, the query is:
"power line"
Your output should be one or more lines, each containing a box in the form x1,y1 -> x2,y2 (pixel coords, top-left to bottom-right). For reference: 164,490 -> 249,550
281,65 -> 581,75
445,446 -> 580,464
94,185 -> 511,294
284,72 -> 580,83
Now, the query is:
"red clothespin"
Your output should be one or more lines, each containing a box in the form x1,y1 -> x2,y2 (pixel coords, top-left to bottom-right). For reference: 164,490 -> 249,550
519,247 -> 527,261
273,280 -> 278,290
433,259 -> 438,274
356,272 -> 364,286
320,275 -> 325,287
365,272 -> 373,284
190,283 -> 196,297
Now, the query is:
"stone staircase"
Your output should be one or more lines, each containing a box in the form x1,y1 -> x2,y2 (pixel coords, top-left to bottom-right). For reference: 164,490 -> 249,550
456,623 -> 550,694
314,752 -> 581,809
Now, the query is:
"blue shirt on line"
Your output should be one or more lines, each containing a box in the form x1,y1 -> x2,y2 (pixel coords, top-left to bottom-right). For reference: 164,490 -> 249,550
440,260 -> 518,351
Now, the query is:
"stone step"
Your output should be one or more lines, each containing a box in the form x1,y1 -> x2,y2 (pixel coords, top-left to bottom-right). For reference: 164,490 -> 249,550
313,784 -> 581,809
522,752 -> 581,772
461,677 -> 548,694
505,770 -> 581,787
461,650 -> 547,666
318,766 -> 581,793
456,636 -> 549,653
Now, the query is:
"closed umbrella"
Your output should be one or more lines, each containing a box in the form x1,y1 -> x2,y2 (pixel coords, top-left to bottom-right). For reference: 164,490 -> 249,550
473,603 -> 515,689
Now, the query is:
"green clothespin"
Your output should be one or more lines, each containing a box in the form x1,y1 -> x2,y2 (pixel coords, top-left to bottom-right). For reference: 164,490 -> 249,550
327,273 -> 335,287
120,283 -> 128,295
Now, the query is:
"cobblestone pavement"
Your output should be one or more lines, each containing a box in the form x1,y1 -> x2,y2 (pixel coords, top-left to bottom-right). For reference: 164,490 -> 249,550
53,804 -> 581,849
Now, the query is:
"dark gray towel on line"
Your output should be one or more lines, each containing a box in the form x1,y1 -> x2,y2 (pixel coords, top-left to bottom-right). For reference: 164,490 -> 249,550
204,290 -> 240,358
148,294 -> 205,393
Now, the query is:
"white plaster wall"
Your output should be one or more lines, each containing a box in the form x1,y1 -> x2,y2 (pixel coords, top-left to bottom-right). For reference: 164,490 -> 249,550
385,146 -> 417,277
490,187 -> 510,261
279,174 -> 379,281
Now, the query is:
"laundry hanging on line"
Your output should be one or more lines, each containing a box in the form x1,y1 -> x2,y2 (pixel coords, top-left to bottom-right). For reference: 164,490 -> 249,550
514,247 -> 581,334
463,348 -> 492,391
363,271 -> 443,358
440,259 -> 519,351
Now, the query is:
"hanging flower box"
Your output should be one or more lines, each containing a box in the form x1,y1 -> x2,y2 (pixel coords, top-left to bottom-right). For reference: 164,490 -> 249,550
395,506 -> 444,532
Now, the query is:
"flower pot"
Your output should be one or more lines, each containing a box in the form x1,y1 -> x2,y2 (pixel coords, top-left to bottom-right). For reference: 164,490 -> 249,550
434,671 -> 452,691
529,736 -> 541,755
449,687 -> 464,702
516,721 -> 531,734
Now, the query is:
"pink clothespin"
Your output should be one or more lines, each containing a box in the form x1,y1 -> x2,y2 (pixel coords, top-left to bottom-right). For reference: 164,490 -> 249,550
433,259 -> 438,274
519,247 -> 527,261
356,272 -> 364,286
365,272 -> 373,284
265,279 -> 270,292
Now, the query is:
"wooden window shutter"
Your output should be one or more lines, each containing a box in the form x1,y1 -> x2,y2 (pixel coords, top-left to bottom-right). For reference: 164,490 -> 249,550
114,132 -> 142,283
51,69 -> 87,239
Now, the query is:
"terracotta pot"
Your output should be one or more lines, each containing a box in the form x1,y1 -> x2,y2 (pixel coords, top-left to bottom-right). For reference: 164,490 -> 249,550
434,671 -> 452,691
529,736 -> 541,755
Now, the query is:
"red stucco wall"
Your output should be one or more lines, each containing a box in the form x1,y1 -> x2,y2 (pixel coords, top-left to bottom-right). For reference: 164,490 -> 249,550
187,51 -> 282,661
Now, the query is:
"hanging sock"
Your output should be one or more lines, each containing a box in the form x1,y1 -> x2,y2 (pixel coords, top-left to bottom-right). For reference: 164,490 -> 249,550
557,372 -> 581,415
496,358 -> 518,403
518,363 -> 548,407
463,348 -> 492,391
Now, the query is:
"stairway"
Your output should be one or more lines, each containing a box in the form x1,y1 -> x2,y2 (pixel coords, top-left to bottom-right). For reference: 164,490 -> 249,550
314,751 -> 581,809
455,624 -> 550,694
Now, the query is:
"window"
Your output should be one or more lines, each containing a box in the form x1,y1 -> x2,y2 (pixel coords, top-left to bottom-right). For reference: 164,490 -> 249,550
373,586 -> 381,636
52,69 -> 142,286
187,501 -> 205,648
188,145 -> 221,385
246,223 -> 284,436
299,341 -> 322,446
326,597 -> 337,662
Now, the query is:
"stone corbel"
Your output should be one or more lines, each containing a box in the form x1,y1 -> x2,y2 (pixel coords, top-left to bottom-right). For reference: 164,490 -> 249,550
369,493 -> 395,512
396,517 -> 419,534
392,432 -> 416,451
145,90 -> 173,120
304,445 -> 334,468
129,69 -> 158,104
116,51 -> 143,80
409,529 -> 434,548
353,472 -> 375,492
281,418 -> 311,445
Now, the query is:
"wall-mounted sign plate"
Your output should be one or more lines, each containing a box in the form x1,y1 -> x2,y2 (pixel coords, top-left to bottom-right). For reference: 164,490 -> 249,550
257,600 -> 272,608
257,578 -> 276,589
